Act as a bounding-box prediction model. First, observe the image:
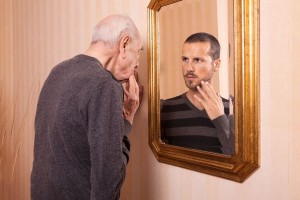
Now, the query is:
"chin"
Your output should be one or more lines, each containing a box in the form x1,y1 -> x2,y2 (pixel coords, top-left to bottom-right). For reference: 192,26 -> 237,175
188,86 -> 198,91
185,81 -> 198,89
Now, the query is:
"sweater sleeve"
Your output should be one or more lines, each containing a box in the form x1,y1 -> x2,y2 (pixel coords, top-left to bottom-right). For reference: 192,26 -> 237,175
85,79 -> 131,200
212,114 -> 234,155
122,119 -> 132,164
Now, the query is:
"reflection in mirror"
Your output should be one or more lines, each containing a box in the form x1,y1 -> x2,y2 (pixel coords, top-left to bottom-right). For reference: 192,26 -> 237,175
160,33 -> 234,155
159,0 -> 234,155
148,0 -> 260,182
159,0 -> 234,99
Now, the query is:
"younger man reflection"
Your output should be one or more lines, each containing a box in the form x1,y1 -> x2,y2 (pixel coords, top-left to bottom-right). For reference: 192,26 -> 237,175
160,32 -> 234,155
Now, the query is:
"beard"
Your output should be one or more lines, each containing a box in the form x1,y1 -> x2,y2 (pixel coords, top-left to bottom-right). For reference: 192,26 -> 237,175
185,79 -> 200,90
184,72 -> 203,90
183,71 -> 214,90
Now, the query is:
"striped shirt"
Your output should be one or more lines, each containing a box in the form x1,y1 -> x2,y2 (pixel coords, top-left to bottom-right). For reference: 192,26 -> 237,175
160,93 -> 234,155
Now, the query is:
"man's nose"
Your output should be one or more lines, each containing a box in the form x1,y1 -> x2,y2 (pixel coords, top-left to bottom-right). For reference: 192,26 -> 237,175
186,62 -> 194,71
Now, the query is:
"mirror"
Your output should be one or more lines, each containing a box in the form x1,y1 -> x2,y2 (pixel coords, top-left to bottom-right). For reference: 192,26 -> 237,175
159,0 -> 234,155
148,0 -> 260,182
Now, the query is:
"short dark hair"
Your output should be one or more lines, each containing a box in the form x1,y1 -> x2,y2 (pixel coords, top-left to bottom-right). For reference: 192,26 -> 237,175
184,32 -> 220,61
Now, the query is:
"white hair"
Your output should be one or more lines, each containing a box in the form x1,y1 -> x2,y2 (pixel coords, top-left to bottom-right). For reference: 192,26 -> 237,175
91,14 -> 140,48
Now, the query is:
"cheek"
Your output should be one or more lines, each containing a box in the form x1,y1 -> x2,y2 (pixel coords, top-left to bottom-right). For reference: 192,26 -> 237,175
196,66 -> 211,75
182,65 -> 188,73
122,60 -> 135,74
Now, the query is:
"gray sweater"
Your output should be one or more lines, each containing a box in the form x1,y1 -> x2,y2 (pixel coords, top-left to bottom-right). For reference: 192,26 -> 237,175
31,54 -> 131,200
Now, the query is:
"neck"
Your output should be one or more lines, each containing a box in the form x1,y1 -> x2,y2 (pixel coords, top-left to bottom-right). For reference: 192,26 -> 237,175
84,42 -> 117,72
186,89 -> 205,110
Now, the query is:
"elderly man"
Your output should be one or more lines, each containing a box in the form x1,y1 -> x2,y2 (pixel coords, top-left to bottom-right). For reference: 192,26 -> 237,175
31,14 -> 143,199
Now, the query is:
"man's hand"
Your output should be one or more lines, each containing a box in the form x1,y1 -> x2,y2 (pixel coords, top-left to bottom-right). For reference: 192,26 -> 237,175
122,75 -> 142,124
194,81 -> 224,120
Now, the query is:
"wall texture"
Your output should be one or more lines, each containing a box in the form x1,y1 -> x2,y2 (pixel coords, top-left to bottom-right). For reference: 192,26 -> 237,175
0,1 -> 14,199
0,0 -> 299,200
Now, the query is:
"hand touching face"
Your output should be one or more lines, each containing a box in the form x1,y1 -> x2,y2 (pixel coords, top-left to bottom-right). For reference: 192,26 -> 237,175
122,72 -> 144,124
194,81 -> 224,120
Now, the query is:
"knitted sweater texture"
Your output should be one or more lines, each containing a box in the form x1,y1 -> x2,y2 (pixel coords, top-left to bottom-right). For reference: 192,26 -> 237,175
31,54 -> 131,200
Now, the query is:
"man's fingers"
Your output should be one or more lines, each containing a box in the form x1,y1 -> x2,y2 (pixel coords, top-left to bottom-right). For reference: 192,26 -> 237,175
201,81 -> 212,98
123,75 -> 138,98
122,82 -> 130,96
122,72 -> 141,124
194,94 -> 207,107
202,81 -> 219,102
129,75 -> 139,95
128,75 -> 136,94
196,85 -> 209,101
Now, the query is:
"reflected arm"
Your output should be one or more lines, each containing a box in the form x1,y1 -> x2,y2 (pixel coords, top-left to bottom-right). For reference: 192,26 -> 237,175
212,113 -> 234,155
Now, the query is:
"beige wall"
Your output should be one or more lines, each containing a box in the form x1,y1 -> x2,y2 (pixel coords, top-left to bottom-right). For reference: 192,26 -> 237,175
159,0 -> 219,99
0,1 -> 14,199
0,0 -> 300,200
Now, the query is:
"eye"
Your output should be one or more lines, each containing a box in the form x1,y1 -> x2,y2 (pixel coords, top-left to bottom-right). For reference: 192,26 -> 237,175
194,58 -> 203,63
181,57 -> 188,63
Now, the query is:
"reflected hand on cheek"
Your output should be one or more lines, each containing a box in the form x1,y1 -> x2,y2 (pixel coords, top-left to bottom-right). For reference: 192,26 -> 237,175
194,81 -> 225,120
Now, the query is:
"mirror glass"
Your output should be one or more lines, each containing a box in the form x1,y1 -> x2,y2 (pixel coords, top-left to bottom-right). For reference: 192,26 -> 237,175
159,0 -> 234,99
148,0 -> 260,182
159,0 -> 234,155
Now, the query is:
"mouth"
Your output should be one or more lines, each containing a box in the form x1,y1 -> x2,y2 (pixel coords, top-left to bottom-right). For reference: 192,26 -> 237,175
184,74 -> 197,80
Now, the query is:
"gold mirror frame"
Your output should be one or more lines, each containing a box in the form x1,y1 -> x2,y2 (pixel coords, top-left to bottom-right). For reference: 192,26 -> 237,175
148,0 -> 260,182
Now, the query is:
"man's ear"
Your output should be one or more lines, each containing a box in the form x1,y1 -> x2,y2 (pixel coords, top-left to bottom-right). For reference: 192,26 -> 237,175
213,59 -> 221,72
119,35 -> 130,59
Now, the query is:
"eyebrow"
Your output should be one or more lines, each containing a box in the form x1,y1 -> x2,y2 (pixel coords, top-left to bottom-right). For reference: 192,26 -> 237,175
193,57 -> 203,60
181,56 -> 206,61
181,56 -> 202,59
